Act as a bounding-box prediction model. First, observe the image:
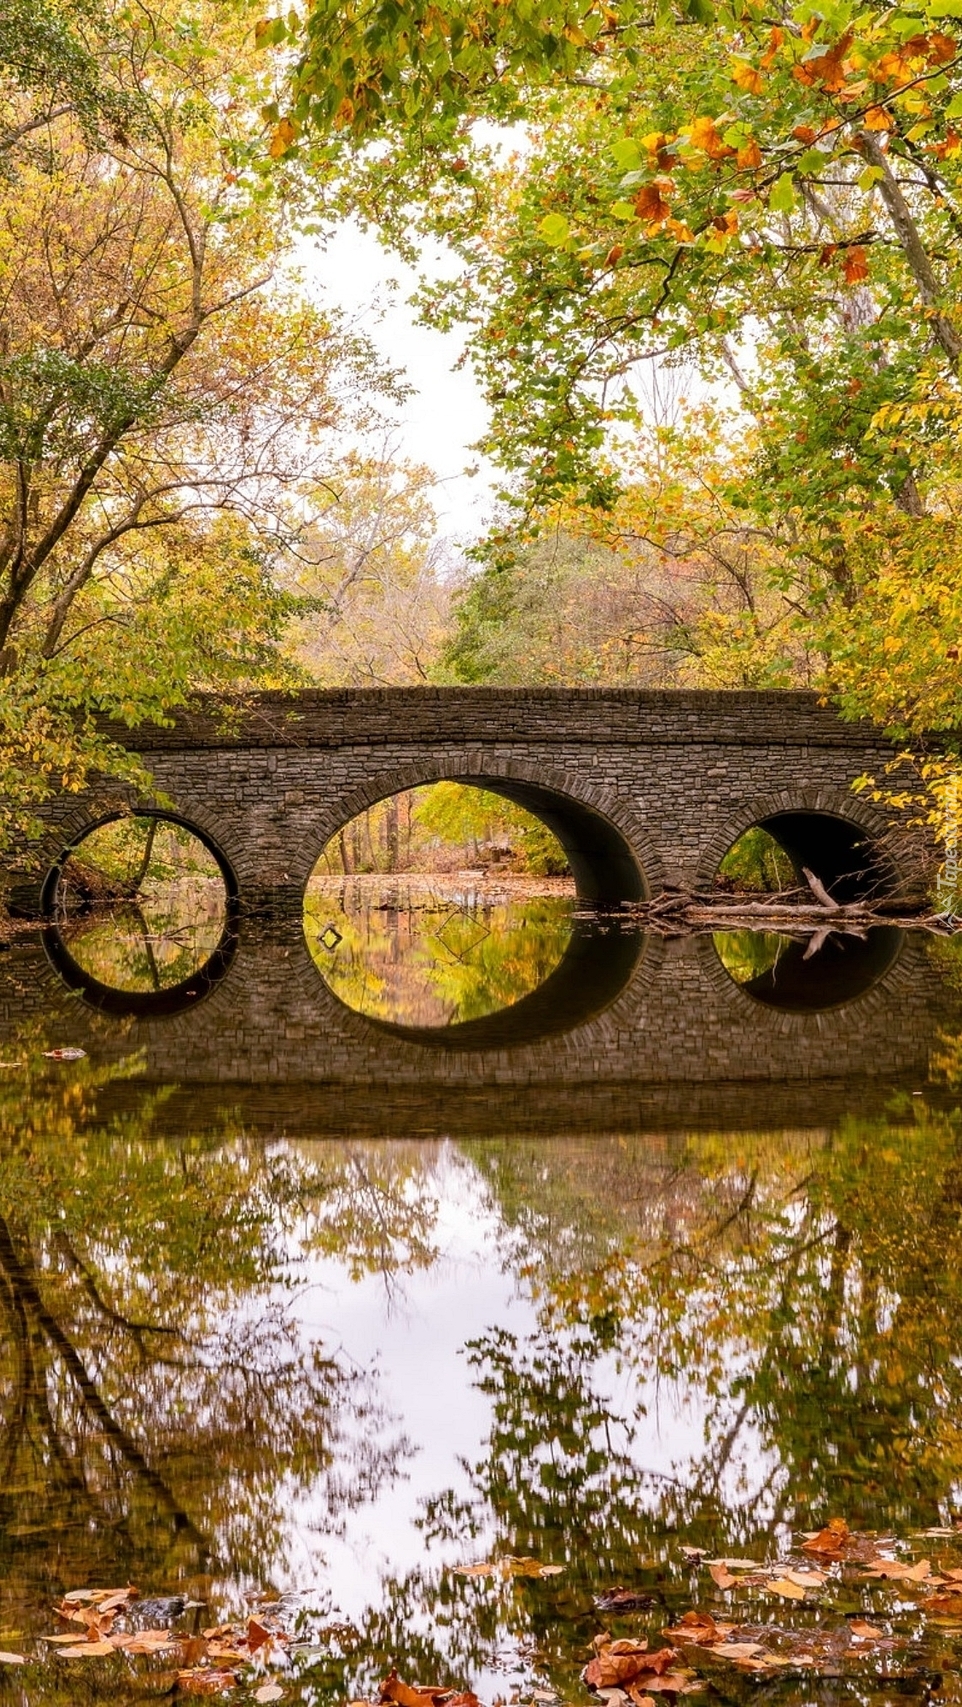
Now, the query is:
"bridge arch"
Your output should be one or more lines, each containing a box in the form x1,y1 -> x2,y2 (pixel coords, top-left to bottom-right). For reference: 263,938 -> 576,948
696,786 -> 902,900
306,755 -> 660,903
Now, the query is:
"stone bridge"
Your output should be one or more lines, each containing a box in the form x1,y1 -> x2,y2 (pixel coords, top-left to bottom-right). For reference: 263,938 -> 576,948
1,687 -> 949,1136
11,687 -> 930,912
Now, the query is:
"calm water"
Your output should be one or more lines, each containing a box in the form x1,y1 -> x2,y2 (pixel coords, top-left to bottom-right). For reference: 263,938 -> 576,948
2,882 -> 962,1704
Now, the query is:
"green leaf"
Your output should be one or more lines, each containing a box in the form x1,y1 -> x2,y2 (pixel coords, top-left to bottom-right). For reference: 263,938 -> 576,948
769,171 -> 796,213
610,137 -> 642,170
610,199 -> 637,220
858,164 -> 884,190
945,91 -> 962,117
796,147 -> 827,173
538,212 -> 571,246
926,0 -> 962,15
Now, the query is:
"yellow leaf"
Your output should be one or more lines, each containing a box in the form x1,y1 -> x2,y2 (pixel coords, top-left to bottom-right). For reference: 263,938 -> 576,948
731,58 -> 764,93
268,117 -> 297,158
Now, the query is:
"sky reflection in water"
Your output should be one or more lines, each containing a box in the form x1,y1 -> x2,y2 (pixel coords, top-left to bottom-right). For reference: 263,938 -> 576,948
3,896 -> 962,1703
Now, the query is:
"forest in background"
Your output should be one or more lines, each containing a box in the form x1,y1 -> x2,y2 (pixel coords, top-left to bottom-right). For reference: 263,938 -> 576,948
3,0 -> 962,868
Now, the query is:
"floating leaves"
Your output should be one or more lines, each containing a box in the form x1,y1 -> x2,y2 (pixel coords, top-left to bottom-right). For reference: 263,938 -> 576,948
454,1557 -> 563,1580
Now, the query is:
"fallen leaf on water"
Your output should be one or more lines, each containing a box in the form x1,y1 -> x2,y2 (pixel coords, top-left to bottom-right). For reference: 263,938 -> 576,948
710,1643 -> 767,1663
57,1640 -> 117,1657
454,1558 -> 562,1580
177,1669 -> 237,1696
924,1592 -> 962,1616
380,1672 -> 480,1707
247,1619 -> 274,1654
584,1644 -> 677,1692
708,1565 -> 736,1590
114,1629 -> 177,1655
849,1621 -> 883,1639
43,1047 -> 86,1060
765,1578 -> 809,1601
802,1518 -> 849,1557
776,1569 -> 826,1588
704,1559 -> 759,1571
863,1556 -> 933,1583
254,1688 -> 284,1704
629,1672 -> 695,1696
0,1653 -> 26,1665
62,1588 -> 137,1609
662,1613 -> 725,1643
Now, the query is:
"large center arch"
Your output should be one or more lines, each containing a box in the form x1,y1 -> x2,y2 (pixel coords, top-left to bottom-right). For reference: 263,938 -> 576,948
306,757 -> 655,904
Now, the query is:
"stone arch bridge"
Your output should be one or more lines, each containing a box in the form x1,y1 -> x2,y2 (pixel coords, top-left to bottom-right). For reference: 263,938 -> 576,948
13,686 -> 927,912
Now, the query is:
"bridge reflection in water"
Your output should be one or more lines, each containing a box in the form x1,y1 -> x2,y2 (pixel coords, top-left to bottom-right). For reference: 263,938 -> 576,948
0,879 -> 951,1143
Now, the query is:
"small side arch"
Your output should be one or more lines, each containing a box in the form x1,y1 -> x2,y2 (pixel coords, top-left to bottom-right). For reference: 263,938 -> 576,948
697,787 -> 902,901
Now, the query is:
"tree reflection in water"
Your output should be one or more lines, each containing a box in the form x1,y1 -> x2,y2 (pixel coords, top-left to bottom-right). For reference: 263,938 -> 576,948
4,993 -> 962,1700
305,878 -> 573,1027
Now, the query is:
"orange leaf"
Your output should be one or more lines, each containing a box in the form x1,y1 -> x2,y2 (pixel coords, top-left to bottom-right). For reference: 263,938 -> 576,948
842,246 -> 870,284
709,1563 -> 736,1590
737,138 -> 762,169
731,59 -> 764,93
927,30 -> 957,64
634,185 -> 671,222
661,1612 -> 722,1643
686,117 -> 736,160
803,1519 -> 850,1551
863,105 -> 893,130
57,1641 -> 117,1658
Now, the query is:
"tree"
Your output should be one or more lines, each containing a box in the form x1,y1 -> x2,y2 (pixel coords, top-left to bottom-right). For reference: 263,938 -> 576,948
264,0 -> 962,788
0,0 -> 397,869
281,450 -> 456,685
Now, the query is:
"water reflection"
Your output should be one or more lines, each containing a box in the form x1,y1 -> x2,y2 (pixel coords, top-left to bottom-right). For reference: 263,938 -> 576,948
43,815 -> 237,1014
714,923 -> 904,1009
4,1009 -> 962,1702
305,877 -> 575,1027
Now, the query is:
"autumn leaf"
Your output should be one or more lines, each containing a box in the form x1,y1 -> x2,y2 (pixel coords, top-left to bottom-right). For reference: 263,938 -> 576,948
57,1640 -> 117,1657
863,106 -> 894,130
254,1689 -> 285,1705
0,1654 -> 27,1665
634,185 -> 671,222
685,116 -> 736,159
268,117 -> 296,158
802,1518 -> 850,1556
661,1611 -> 726,1642
765,1577 -> 808,1600
731,59 -> 763,93
863,1555 -> 934,1583
112,1629 -> 177,1654
737,138 -> 762,169
708,1563 -> 736,1589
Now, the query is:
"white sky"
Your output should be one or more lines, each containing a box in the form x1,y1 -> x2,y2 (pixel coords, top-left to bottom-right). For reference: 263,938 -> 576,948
302,220 -> 498,547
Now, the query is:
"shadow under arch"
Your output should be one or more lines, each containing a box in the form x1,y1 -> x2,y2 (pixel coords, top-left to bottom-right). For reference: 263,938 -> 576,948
40,808 -> 240,1018
757,809 -> 895,902
714,926 -> 905,1014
